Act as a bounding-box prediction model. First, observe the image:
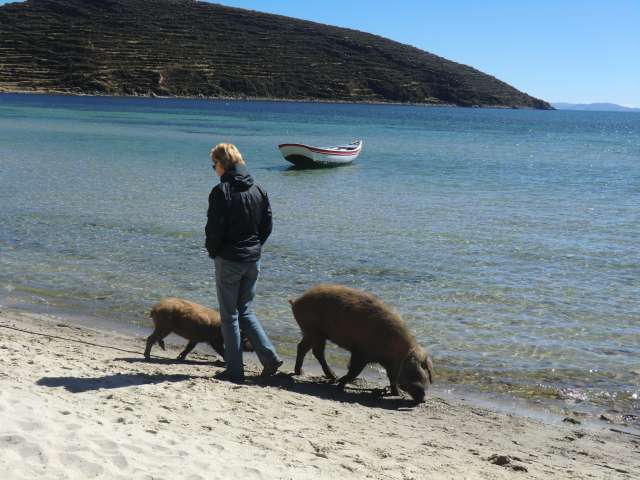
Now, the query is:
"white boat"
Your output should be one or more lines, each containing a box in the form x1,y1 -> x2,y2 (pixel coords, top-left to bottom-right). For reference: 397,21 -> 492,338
278,140 -> 363,168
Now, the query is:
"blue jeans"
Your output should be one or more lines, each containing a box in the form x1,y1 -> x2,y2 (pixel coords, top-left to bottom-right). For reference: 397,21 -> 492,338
214,257 -> 280,380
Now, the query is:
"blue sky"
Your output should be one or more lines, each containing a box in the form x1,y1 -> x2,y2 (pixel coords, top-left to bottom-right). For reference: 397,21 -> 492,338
1,0 -> 638,106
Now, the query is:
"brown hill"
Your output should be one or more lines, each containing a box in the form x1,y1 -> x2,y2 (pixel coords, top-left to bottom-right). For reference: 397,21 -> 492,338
0,0 -> 551,108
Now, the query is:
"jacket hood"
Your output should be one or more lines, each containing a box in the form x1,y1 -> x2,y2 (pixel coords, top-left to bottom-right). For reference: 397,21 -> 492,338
221,163 -> 254,190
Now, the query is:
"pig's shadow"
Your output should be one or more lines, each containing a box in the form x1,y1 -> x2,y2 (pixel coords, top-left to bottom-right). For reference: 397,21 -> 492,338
35,355 -> 225,393
251,373 -> 421,411
36,372 -> 198,393
117,356 -> 225,368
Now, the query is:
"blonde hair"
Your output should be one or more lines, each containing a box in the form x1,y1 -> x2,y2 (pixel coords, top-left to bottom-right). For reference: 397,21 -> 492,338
211,143 -> 245,170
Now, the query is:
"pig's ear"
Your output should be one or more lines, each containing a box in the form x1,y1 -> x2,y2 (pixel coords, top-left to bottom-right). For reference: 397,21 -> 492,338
420,352 -> 434,384
402,348 -> 421,369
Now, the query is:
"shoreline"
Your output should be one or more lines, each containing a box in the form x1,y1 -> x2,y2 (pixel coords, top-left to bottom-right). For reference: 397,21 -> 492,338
1,306 -> 638,478
2,287 -> 639,435
0,89 -> 550,110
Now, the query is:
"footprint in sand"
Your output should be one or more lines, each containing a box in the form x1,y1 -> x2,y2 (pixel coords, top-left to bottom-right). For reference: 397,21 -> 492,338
0,435 -> 48,466
208,442 -> 225,453
106,452 -> 129,469
184,474 -> 206,480
18,442 -> 48,466
17,420 -> 45,432
89,437 -> 119,452
59,452 -> 104,477
0,434 -> 26,447
120,442 -> 145,454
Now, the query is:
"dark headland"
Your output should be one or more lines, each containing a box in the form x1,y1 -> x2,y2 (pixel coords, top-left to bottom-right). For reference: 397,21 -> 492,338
0,0 -> 552,108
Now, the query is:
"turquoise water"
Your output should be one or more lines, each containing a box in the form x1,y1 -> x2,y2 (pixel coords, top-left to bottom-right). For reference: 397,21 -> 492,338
1,94 -> 639,420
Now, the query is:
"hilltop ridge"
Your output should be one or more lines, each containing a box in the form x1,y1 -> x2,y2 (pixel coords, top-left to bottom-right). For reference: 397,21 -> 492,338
0,0 -> 552,108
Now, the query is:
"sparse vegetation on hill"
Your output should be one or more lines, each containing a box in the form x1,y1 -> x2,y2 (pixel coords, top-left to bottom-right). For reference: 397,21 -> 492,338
0,0 -> 551,108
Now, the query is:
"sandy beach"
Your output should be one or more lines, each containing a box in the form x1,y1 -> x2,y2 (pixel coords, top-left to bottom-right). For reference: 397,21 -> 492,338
0,307 -> 637,479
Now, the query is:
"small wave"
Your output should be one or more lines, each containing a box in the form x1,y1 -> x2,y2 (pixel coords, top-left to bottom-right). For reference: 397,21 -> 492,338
83,221 -> 197,239
431,361 -> 640,426
330,265 -> 436,284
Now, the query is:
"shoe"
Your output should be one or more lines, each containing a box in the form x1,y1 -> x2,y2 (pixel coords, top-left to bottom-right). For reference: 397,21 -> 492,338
260,359 -> 283,377
214,370 -> 245,384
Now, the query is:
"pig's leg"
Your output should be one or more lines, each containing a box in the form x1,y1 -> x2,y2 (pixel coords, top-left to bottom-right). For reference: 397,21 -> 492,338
385,363 -> 401,396
144,335 -> 155,359
337,351 -> 368,389
209,338 -> 225,360
177,341 -> 198,360
312,339 -> 337,380
145,327 -> 171,359
294,337 -> 312,375
240,334 -> 254,352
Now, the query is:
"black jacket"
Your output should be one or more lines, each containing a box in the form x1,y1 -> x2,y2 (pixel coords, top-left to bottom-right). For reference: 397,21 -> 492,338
205,164 -> 272,262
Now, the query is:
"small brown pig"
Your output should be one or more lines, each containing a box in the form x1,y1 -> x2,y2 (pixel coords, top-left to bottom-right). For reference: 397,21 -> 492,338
290,284 -> 434,402
145,297 -> 225,360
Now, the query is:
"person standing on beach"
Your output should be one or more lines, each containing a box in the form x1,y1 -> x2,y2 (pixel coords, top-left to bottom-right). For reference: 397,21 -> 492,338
205,143 -> 283,383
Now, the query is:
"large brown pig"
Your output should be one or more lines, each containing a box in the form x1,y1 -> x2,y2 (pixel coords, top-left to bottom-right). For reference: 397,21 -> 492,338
145,298 -> 225,360
290,284 -> 434,402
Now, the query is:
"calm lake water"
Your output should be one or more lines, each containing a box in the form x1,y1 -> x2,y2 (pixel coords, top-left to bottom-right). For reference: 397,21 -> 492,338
1,94 -> 638,422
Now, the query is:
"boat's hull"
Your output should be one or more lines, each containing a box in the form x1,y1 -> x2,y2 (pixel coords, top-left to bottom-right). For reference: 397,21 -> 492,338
278,141 -> 362,168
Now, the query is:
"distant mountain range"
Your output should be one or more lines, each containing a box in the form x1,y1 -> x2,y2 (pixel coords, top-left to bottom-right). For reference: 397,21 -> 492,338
0,0 -> 551,109
553,102 -> 639,112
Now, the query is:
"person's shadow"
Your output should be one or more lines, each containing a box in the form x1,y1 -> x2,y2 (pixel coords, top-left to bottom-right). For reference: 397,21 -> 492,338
119,356 -> 225,368
36,372 -> 196,393
35,356 -> 224,393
